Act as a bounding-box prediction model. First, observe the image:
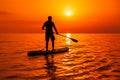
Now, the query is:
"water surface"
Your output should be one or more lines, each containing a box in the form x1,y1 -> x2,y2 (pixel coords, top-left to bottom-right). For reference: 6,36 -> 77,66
0,33 -> 120,80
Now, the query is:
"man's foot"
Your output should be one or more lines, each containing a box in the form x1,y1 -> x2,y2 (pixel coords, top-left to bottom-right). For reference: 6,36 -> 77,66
46,49 -> 48,51
52,48 -> 55,51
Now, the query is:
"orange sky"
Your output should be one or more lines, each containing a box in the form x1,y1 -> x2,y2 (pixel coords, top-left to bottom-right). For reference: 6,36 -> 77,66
0,0 -> 120,33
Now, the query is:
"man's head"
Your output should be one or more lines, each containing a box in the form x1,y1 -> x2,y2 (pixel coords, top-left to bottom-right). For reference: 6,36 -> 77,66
48,16 -> 52,21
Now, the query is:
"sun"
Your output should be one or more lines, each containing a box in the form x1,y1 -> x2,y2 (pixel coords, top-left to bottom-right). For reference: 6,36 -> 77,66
66,11 -> 72,16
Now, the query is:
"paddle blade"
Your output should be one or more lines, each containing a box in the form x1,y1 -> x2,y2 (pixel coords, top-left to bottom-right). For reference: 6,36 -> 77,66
70,38 -> 78,42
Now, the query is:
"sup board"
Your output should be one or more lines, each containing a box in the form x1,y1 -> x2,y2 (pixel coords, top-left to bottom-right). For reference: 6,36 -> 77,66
28,47 -> 69,56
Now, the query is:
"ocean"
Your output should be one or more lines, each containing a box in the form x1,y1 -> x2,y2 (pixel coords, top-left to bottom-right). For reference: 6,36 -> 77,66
0,33 -> 120,80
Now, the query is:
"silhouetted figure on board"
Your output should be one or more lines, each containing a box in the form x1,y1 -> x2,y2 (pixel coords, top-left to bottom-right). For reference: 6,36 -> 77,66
42,16 -> 58,51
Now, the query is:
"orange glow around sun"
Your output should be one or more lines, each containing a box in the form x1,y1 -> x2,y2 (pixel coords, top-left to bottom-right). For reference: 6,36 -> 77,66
0,0 -> 119,33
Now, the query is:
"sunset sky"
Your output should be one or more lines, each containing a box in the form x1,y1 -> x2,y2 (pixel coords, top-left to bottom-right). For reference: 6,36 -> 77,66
0,0 -> 120,33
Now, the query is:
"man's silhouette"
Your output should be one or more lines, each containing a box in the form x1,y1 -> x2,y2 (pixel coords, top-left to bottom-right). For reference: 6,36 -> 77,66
42,16 -> 58,51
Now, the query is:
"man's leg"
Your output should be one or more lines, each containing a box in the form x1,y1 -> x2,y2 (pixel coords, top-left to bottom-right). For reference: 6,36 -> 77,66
52,40 -> 54,50
46,34 -> 49,51
51,35 -> 55,50
46,41 -> 48,51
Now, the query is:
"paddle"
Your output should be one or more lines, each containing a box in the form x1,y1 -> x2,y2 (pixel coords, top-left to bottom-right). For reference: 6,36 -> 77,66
54,33 -> 78,43
43,29 -> 78,42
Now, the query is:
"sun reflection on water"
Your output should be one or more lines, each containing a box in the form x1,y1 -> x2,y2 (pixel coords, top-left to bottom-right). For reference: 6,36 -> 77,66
66,33 -> 71,45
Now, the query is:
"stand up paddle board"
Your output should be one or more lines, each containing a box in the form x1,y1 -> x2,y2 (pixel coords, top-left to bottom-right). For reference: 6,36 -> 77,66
28,47 -> 69,56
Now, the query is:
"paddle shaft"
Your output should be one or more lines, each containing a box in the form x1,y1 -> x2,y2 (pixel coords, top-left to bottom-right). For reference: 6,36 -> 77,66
56,33 -> 71,39
54,33 -> 78,43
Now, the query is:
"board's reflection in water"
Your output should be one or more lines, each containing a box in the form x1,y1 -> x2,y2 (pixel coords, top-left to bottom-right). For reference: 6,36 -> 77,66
44,54 -> 57,80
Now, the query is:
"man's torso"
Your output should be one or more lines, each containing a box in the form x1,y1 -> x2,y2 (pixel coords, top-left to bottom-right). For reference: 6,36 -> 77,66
45,21 -> 54,34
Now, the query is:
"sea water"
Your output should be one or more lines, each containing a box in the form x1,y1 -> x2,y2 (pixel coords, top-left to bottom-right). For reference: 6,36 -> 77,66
0,33 -> 120,80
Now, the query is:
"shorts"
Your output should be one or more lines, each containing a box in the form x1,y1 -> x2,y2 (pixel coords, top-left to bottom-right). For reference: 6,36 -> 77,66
46,34 -> 55,41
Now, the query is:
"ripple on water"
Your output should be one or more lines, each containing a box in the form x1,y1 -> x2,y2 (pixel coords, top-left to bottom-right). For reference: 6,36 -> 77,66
81,59 -> 95,64
5,75 -> 20,79
17,67 -> 45,71
112,70 -> 120,73
76,51 -> 91,54
0,53 -> 3,54
96,64 -> 112,72
98,74 -> 110,79
99,58 -> 107,63
11,64 -> 26,68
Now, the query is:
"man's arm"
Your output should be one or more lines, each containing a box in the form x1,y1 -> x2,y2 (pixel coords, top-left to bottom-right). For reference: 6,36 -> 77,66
53,22 -> 58,34
42,22 -> 46,30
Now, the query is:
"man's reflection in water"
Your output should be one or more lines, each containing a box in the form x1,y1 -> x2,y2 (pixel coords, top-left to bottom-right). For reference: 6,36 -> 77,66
44,54 -> 56,80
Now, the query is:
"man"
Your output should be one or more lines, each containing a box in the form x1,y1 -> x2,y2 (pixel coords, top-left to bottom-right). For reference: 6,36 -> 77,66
42,16 -> 58,51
